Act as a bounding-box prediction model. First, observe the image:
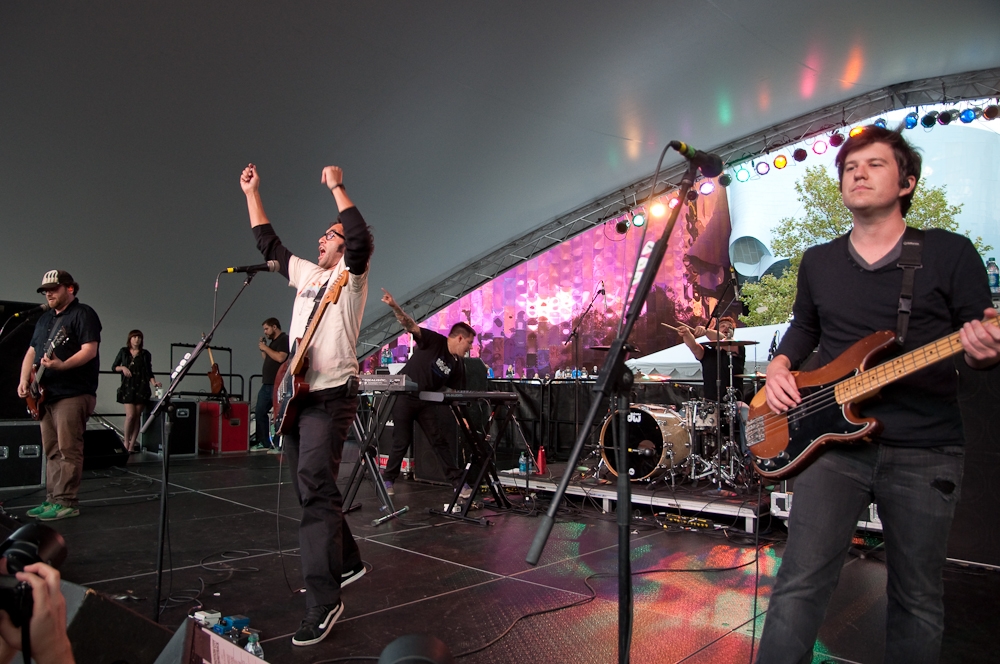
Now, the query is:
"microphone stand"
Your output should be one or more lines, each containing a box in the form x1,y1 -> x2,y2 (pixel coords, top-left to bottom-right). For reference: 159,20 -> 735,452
564,288 -> 602,441
528,149 -> 701,664
140,271 -> 261,622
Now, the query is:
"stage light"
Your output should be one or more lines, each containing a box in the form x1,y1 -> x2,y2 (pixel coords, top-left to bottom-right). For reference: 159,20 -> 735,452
719,174 -> 733,187
668,197 -> 681,209
755,161 -> 770,176
829,132 -> 845,147
773,155 -> 788,169
735,166 -> 751,182
849,126 -> 864,137
615,217 -> 629,234
698,180 -> 715,195
812,140 -> 827,154
873,118 -> 887,128
686,189 -> 699,201
631,210 -> 646,227
937,109 -> 958,125
793,148 -> 808,162
650,201 -> 666,217
904,112 -> 919,129
984,105 -> 999,120
959,108 -> 980,123
920,111 -> 938,128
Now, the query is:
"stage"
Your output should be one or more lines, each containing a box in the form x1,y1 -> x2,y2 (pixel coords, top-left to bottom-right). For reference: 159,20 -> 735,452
0,447 -> 996,664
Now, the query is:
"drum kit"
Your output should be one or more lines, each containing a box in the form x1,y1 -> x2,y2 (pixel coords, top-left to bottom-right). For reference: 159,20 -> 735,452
594,339 -> 765,492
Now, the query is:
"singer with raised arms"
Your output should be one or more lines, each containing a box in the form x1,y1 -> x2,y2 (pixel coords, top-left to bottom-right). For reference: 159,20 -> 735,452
240,162 -> 373,647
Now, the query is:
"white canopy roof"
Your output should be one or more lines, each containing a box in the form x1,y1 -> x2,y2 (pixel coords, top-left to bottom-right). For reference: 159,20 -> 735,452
627,324 -> 789,380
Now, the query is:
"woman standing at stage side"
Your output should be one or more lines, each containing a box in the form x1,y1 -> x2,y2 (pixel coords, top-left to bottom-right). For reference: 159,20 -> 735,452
112,330 -> 161,453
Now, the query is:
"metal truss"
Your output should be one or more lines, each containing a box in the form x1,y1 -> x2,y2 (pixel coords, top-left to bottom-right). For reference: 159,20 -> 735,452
356,66 -> 1000,359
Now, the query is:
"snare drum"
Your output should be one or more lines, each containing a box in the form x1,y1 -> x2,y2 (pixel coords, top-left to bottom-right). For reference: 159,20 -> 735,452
682,399 -> 718,431
599,404 -> 690,481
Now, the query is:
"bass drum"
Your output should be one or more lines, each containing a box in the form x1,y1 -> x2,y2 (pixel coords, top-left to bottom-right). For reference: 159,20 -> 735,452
599,404 -> 690,481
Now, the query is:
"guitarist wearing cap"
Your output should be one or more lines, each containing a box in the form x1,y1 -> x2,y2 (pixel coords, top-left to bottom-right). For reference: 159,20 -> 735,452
17,270 -> 102,523
241,162 -> 373,648
756,127 -> 1000,664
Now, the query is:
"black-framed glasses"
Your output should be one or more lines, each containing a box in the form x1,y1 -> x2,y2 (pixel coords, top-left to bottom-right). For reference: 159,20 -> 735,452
324,229 -> 345,241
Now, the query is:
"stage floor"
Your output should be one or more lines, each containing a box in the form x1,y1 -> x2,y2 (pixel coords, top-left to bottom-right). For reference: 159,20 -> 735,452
0,448 -> 996,664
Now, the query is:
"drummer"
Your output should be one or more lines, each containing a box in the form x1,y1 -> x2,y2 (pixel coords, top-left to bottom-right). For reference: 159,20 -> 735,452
678,315 -> 746,403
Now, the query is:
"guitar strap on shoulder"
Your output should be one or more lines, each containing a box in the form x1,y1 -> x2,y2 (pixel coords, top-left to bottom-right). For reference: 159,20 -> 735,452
895,226 -> 924,345
303,275 -> 332,331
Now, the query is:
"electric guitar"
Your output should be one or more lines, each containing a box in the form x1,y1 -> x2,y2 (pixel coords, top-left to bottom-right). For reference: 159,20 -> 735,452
746,316 -> 1000,480
25,328 -> 69,420
206,345 -> 231,414
273,270 -> 350,434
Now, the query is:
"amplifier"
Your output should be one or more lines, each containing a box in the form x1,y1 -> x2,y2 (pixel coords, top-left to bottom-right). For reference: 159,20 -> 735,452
141,401 -> 198,457
198,402 -> 249,454
83,428 -> 128,470
0,421 -> 45,490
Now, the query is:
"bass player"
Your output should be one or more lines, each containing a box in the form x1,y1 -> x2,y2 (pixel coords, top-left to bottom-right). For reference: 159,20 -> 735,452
756,126 -> 1000,663
240,162 -> 373,647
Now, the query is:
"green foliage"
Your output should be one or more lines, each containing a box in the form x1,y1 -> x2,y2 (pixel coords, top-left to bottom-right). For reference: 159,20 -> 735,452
740,166 -> 990,326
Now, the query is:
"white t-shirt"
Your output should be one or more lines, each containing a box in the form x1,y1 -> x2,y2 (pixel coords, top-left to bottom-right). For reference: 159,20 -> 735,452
286,255 -> 368,392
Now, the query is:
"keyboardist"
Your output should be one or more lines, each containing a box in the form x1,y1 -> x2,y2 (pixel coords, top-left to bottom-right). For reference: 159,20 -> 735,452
379,288 -> 476,500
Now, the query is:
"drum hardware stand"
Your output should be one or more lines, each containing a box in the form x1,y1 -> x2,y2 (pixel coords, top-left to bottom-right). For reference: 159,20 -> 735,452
343,392 -> 410,526
529,149 -> 710,664
565,288 -> 602,441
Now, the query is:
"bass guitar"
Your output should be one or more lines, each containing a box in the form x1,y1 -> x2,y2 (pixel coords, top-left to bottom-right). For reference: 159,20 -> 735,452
25,328 -> 69,420
746,316 -> 1000,480
273,270 -> 350,434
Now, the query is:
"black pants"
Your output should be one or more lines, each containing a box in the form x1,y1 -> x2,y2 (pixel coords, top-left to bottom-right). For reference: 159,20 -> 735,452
382,395 -> 463,487
283,386 -> 363,609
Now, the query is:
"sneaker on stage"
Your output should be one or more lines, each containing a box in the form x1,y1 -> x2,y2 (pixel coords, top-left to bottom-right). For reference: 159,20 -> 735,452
37,504 -> 79,521
384,481 -> 394,496
266,447 -> 282,455
458,483 -> 473,500
292,602 -> 344,646
341,561 -> 367,587
26,502 -> 53,517
250,444 -> 268,451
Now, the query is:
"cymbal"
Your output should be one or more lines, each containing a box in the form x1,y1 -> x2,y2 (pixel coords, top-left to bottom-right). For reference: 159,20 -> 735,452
588,344 -> 640,353
734,373 -> 766,379
703,340 -> 758,347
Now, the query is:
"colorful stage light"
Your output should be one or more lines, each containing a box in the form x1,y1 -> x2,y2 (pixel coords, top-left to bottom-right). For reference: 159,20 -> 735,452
615,217 -> 629,234
668,197 -> 681,209
773,155 -> 788,169
686,189 -> 699,202
984,105 -> 999,120
793,148 -> 808,162
735,166 -> 751,183
849,126 -> 864,137
829,132 -> 845,147
937,109 -> 957,125
959,108 -> 979,123
873,118 -> 887,128
698,181 -> 715,195
904,112 -> 919,129
812,140 -> 827,154
650,201 -> 666,217
920,111 -> 938,128
755,161 -> 770,175
719,174 -> 733,187
631,210 -> 646,227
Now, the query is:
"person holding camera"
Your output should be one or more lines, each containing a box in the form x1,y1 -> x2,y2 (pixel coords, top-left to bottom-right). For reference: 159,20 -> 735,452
252,318 -> 289,452
0,563 -> 73,664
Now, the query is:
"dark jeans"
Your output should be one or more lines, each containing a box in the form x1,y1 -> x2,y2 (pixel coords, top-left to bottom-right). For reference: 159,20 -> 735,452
283,387 -> 362,609
758,442 -> 964,664
382,395 -> 462,487
255,383 -> 274,448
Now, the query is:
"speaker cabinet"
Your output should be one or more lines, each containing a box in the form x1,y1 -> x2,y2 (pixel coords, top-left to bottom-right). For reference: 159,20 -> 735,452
82,428 -> 128,470
141,401 -> 198,457
0,421 -> 45,489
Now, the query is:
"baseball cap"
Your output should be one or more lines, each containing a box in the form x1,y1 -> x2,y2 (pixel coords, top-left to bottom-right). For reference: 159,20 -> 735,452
37,270 -> 79,294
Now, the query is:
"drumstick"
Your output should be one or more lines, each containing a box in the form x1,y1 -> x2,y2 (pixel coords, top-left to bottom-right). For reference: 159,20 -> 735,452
660,322 -> 691,332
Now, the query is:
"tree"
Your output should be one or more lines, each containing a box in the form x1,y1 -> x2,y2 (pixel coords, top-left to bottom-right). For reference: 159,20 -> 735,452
740,166 -> 991,326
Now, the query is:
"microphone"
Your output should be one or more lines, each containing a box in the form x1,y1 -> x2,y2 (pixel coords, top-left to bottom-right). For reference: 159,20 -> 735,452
729,266 -> 741,300
225,260 -> 279,274
13,304 -> 50,318
596,280 -> 605,295
669,141 -> 724,178
768,331 -> 779,361
627,447 -> 657,457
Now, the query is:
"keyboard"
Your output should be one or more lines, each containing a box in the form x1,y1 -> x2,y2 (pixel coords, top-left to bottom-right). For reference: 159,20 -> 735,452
359,375 -> 418,393
418,390 -> 519,404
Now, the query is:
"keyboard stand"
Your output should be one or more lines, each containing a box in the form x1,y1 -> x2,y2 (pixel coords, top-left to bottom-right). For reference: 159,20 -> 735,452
428,392 -> 520,526
344,393 -> 410,526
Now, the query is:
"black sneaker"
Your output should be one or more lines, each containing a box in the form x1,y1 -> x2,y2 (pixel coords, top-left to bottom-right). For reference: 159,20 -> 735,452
291,602 -> 344,646
341,561 -> 367,587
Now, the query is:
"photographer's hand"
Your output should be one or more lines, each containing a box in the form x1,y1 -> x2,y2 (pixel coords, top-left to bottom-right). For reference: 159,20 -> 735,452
0,563 -> 73,664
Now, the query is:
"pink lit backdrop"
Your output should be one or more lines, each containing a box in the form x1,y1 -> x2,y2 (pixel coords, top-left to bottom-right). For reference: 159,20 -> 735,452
366,182 -> 735,378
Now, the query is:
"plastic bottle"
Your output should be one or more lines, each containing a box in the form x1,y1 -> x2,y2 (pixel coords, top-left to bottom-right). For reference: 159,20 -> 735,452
244,633 -> 264,659
518,451 -> 528,475
987,257 -> 999,297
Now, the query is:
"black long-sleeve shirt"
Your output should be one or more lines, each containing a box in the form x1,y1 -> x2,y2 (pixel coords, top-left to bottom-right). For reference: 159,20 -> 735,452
252,205 -> 371,278
775,228 -> 991,446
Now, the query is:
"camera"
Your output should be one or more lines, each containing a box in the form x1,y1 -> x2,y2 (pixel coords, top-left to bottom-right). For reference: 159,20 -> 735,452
0,523 -> 67,627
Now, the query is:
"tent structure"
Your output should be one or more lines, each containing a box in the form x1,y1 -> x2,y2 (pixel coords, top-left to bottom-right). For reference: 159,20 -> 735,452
626,323 -> 788,380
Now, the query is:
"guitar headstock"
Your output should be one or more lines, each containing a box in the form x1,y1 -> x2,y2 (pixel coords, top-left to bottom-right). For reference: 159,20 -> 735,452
50,328 -> 69,352
326,270 -> 350,305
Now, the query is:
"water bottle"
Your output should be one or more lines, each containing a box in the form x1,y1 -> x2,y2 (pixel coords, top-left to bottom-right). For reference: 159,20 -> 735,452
987,257 -> 999,297
518,451 -> 528,475
244,633 -> 264,659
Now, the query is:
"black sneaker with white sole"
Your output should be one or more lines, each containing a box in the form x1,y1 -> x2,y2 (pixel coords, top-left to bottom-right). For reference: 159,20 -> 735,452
341,561 -> 366,587
292,602 -> 344,646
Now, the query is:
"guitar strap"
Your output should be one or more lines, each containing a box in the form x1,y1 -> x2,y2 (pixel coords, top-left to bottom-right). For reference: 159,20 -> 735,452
895,226 -> 924,345
303,275 -> 332,331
